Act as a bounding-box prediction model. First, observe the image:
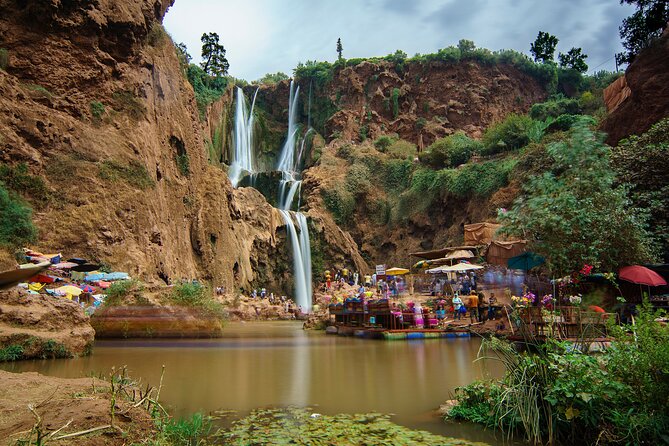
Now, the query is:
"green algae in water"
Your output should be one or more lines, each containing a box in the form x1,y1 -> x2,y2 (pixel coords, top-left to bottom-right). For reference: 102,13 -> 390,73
219,408 -> 488,446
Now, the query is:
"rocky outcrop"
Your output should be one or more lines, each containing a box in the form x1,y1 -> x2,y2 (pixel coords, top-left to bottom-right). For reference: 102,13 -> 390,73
0,289 -> 94,359
601,29 -> 669,145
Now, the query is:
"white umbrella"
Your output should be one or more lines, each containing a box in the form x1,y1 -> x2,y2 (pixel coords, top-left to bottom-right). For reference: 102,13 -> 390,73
426,263 -> 484,273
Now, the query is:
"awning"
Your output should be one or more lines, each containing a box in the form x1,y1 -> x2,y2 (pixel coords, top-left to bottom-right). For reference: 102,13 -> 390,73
427,263 -> 485,273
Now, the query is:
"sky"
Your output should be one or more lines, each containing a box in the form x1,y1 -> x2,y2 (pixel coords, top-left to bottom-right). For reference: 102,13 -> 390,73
163,0 -> 635,82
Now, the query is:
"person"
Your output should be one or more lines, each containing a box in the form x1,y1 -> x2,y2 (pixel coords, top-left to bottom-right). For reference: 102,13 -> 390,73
453,294 -> 463,320
364,274 -> 372,287
468,292 -> 479,322
353,272 -> 359,286
488,293 -> 497,320
477,292 -> 486,322
261,288 -> 266,299
251,289 -> 257,299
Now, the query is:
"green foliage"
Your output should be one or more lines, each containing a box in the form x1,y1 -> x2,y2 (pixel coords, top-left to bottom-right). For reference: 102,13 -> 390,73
0,344 -> 24,361
0,48 -> 8,70
0,184 -> 37,249
105,279 -> 145,306
221,408 -> 470,445
558,47 -> 588,73
391,88 -> 400,119
98,160 -> 155,190
90,101 -> 105,121
457,39 -> 476,55
382,159 -> 412,190
546,113 -> 590,133
176,153 -> 190,177
256,71 -> 289,85
373,134 -> 397,152
40,339 -> 70,359
617,0 -> 668,64
530,31 -> 559,63
611,117 -> 669,261
322,183 -> 355,226
499,121 -> 654,275
293,60 -> 333,87
336,37 -> 343,61
529,96 -> 582,121
0,162 -> 50,203
482,114 -> 535,155
111,90 -> 146,120
448,305 -> 669,445
446,160 -> 517,197
175,42 -> 191,74
419,132 -> 482,168
186,64 -> 228,118
200,32 -> 229,76
158,413 -> 212,446
385,139 -> 415,159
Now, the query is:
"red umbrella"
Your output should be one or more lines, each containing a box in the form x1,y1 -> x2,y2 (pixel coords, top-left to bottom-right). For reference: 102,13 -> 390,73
588,305 -> 606,313
619,266 -> 667,286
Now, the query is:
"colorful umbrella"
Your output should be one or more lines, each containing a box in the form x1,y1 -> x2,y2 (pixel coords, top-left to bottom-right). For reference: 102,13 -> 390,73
79,285 -> 96,293
619,265 -> 667,286
588,305 -> 606,313
385,267 -> 410,276
55,285 -> 83,296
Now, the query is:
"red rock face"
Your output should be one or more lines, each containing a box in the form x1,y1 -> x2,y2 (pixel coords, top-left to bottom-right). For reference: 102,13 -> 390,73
603,76 -> 631,113
601,30 -> 669,145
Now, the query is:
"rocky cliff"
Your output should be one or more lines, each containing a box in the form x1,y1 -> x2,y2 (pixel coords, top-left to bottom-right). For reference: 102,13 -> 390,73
601,28 -> 669,145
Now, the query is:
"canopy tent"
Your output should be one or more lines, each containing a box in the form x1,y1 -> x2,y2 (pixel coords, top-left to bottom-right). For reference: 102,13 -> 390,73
445,250 -> 476,260
0,262 -> 51,291
507,252 -> 545,271
427,263 -> 484,274
385,267 -> 410,276
486,240 -> 528,266
464,222 -> 501,245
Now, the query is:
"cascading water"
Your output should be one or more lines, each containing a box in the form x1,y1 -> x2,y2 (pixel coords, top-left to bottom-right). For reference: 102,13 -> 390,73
229,86 -> 259,188
276,80 -> 312,313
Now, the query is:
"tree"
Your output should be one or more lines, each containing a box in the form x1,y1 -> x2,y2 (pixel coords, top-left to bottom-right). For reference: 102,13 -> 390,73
200,32 -> 229,76
530,31 -> 559,63
176,43 -> 191,64
457,39 -> 476,55
499,120 -> 654,275
617,0 -> 668,64
558,47 -> 588,72
336,38 -> 343,61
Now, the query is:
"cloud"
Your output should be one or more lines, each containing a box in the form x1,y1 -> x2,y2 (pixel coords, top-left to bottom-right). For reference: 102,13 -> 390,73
162,0 -> 635,80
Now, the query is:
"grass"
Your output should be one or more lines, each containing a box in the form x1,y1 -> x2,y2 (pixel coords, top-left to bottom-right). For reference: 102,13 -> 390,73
112,90 -> 146,120
90,101 -> 105,122
105,279 -> 145,306
0,162 -> 51,205
169,282 -> 226,317
98,159 -> 155,190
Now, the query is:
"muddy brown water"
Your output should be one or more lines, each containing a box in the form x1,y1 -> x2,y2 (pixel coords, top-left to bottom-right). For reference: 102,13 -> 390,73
1,321 -> 514,444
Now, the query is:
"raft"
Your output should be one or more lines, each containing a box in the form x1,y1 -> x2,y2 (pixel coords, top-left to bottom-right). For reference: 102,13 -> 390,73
381,330 -> 471,341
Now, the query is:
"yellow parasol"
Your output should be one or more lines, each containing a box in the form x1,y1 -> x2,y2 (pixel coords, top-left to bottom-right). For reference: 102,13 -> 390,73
55,285 -> 83,296
385,267 -> 410,275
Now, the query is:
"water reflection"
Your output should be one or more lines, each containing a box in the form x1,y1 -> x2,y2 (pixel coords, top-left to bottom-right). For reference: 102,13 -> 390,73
1,322 -> 508,444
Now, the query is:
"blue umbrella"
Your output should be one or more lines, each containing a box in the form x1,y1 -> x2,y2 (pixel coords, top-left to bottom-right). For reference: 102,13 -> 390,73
507,252 -> 545,271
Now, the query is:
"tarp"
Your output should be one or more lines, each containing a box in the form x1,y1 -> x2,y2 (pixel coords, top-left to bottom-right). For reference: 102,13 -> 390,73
84,272 -> 129,282
464,222 -> 501,245
486,240 -> 527,267
445,250 -> 475,260
55,285 -> 83,296
411,246 -> 479,260
427,263 -> 484,273
507,252 -> 545,271
51,262 -> 78,269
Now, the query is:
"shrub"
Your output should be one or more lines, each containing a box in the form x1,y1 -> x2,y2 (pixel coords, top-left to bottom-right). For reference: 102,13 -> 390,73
0,162 -> 50,202
170,282 -> 224,316
90,101 -> 105,121
529,96 -> 582,121
41,339 -> 70,359
105,279 -> 145,306
322,183 -> 355,226
186,64 -> 229,119
147,24 -> 167,47
391,88 -> 400,119
419,132 -> 482,168
385,139 -> 415,159
482,114 -> 535,155
176,153 -> 190,177
446,160 -> 517,197
546,114 -> 589,133
0,344 -> 24,362
0,48 -> 8,70
373,135 -> 397,152
98,160 -> 155,190
0,184 -> 37,249
382,159 -> 412,191
256,72 -> 289,85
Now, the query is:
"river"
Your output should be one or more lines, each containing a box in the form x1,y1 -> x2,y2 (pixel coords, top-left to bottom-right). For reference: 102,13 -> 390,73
1,321 -> 509,444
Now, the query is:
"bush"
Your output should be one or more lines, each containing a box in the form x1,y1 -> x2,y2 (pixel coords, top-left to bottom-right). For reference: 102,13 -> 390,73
111,90 -> 146,120
382,159 -> 412,190
176,153 -> 190,177
322,183 -> 355,226
0,184 -> 37,249
373,135 -> 397,152
419,132 -> 482,168
0,344 -> 24,362
446,159 -> 517,197
256,71 -> 290,85
482,114 -> 535,155
105,279 -> 145,306
90,101 -> 105,121
170,282 -> 224,316
0,162 -> 50,202
147,24 -> 167,47
529,96 -> 582,121
385,139 -> 415,159
0,48 -> 8,70
546,114 -> 588,132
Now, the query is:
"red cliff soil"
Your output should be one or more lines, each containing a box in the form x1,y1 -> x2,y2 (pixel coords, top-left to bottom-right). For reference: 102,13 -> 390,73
0,289 -> 94,358
601,29 -> 669,145
0,370 -> 154,445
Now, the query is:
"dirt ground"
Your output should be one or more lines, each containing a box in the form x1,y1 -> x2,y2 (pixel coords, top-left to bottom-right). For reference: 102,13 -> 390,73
0,370 -> 155,445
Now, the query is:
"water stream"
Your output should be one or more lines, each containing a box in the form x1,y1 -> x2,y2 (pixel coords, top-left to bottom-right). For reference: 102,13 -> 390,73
229,86 -> 259,188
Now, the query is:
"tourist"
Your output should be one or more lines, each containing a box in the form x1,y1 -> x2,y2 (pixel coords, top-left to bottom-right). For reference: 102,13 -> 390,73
353,272 -> 359,286
252,289 -> 257,299
468,292 -> 479,322
488,293 -> 497,320
261,288 -> 266,299
453,294 -> 463,320
477,292 -> 486,322
364,274 -> 372,286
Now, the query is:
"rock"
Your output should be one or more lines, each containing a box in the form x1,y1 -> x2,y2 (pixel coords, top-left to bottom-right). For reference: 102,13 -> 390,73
0,289 -> 95,359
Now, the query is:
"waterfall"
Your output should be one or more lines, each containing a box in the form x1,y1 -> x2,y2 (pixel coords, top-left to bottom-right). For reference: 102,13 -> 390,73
275,80 -> 312,313
229,86 -> 259,188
